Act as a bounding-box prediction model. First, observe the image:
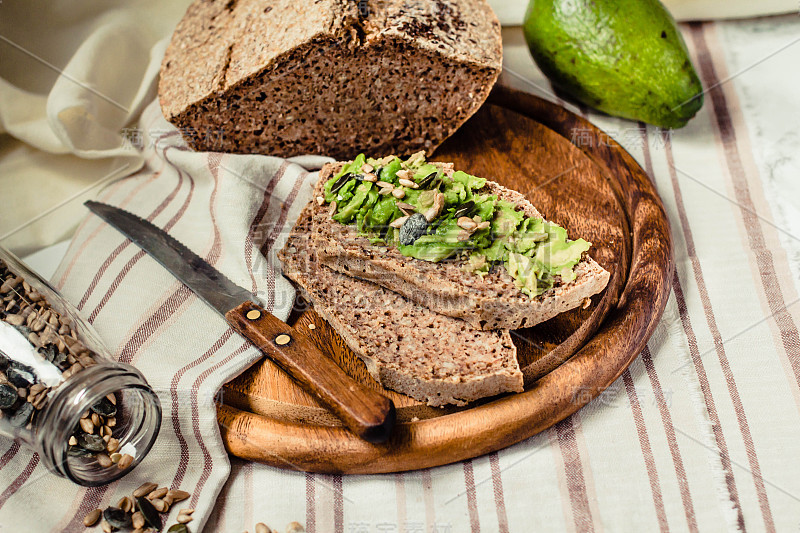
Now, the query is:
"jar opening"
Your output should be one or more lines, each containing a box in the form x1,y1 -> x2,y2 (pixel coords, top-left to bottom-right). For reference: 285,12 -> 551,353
38,364 -> 161,486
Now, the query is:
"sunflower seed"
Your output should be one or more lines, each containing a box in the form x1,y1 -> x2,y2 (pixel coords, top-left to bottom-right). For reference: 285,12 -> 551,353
391,188 -> 405,199
133,482 -> 158,498
176,513 -> 193,524
389,216 -> 409,229
457,217 -> 477,231
256,523 -> 272,533
118,496 -> 133,513
150,498 -> 168,512
148,487 -> 168,500
79,418 -> 94,434
97,454 -> 112,468
132,511 -> 145,529
167,489 -> 190,503
398,178 -> 418,189
83,509 -> 102,527
118,453 -> 134,469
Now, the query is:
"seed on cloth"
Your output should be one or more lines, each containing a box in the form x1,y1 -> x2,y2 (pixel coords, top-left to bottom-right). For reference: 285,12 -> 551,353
135,496 -> 161,529
256,523 -> 272,533
148,487 -> 168,500
133,482 -> 158,498
83,509 -> 101,527
150,498 -> 168,512
132,511 -> 145,529
286,522 -> 306,533
167,489 -> 190,503
103,507 -> 132,529
117,496 -> 133,513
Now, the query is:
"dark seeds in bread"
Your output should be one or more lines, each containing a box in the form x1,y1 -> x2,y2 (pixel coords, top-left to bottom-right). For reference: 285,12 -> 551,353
159,0 -> 502,159
279,204 -> 523,407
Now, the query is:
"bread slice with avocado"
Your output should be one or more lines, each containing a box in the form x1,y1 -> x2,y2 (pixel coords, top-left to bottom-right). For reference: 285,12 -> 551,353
279,203 -> 523,407
309,153 -> 611,330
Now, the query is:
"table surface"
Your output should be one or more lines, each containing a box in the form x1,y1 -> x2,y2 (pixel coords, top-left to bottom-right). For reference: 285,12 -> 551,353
3,15 -> 800,533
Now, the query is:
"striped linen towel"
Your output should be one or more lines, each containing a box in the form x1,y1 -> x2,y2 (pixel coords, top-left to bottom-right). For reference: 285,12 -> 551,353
0,99 -> 330,531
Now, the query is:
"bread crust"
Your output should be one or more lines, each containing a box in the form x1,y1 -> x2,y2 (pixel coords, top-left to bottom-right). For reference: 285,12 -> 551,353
158,0 -> 502,158
279,204 -> 523,407
311,162 -> 612,330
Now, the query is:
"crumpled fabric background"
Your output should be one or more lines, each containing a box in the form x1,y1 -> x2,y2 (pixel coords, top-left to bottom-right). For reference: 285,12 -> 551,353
1,1 -> 800,533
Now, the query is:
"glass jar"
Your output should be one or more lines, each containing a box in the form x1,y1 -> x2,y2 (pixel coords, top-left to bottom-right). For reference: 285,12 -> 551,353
0,246 -> 161,486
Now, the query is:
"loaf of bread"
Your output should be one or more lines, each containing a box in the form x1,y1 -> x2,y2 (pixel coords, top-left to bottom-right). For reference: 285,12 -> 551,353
158,0 -> 502,158
310,160 -> 611,330
279,204 -> 523,407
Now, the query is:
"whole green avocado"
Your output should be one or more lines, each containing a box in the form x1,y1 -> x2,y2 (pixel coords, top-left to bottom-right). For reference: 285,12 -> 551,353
523,0 -> 704,128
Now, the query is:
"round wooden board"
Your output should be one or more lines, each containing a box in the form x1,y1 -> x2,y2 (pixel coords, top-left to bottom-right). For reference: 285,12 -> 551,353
216,86 -> 673,474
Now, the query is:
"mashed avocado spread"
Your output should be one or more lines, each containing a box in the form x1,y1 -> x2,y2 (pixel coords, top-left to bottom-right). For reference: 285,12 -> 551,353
323,153 -> 591,297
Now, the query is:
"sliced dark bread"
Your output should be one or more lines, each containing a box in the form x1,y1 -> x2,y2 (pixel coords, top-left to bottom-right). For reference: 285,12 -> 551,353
278,203 -> 523,407
310,162 -> 611,330
159,0 -> 502,158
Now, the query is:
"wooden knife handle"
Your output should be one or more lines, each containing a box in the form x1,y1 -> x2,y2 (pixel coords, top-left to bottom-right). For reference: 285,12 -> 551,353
225,302 -> 395,443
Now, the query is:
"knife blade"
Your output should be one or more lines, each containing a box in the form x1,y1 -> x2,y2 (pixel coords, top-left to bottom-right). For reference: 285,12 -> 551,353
84,201 -> 395,443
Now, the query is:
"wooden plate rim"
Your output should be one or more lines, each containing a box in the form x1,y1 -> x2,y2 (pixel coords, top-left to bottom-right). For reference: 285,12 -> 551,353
217,87 -> 674,474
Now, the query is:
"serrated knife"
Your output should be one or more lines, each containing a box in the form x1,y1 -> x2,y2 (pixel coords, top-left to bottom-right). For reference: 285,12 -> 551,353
84,201 -> 395,443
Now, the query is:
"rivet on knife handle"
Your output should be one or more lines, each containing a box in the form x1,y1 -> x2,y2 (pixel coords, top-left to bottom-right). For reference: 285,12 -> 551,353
226,302 -> 396,443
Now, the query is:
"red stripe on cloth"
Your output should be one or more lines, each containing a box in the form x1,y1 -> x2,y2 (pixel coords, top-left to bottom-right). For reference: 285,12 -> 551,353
55,152 -> 164,291
462,460 -> 481,532
642,347 -> 699,532
87,161 -> 197,324
258,167 -> 309,313
488,453 -> 509,533
694,25 -> 800,383
168,329 -> 235,489
306,472 -> 316,533
0,454 -> 39,511
51,136 -> 194,531
554,418 -> 595,533
638,125 -> 700,532
421,469 -> 436,531
622,370 -> 669,532
0,442 -> 19,472
186,341 -> 252,509
160,151 -> 228,492
76,137 -> 185,312
671,269 -> 746,529
333,474 -> 344,533
665,123 -> 764,530
54,485 -> 108,533
245,161 -> 291,294
693,24 -> 799,531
